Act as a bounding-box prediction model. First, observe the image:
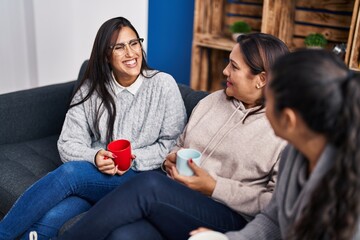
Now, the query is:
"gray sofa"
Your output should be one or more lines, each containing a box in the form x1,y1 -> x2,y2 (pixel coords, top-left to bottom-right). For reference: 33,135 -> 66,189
0,60 -> 208,222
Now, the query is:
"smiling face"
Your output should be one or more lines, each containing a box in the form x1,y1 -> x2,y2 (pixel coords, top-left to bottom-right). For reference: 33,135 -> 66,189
223,44 -> 264,108
109,26 -> 143,87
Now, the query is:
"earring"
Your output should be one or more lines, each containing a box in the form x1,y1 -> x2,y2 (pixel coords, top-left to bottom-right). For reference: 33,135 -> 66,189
256,84 -> 260,89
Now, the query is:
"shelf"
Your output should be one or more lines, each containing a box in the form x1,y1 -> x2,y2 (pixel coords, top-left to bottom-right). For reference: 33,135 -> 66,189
193,33 -> 235,52
190,0 -> 360,92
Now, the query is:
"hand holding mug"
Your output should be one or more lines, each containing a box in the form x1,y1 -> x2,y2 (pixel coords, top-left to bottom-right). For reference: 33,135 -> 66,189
176,148 -> 202,176
163,152 -> 177,176
107,139 -> 132,171
113,154 -> 136,175
95,149 -> 118,175
172,158 -> 216,196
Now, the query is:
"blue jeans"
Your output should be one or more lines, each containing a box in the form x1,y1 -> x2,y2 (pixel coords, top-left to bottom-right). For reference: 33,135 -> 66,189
0,161 -> 141,240
58,172 -> 247,240
20,196 -> 91,240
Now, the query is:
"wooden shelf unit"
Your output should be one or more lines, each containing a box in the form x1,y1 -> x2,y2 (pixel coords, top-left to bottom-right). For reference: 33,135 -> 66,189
191,0 -> 360,92
346,0 -> 360,70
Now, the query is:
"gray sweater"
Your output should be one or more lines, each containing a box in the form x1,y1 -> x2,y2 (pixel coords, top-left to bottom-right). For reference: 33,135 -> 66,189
226,144 -> 360,239
58,71 -> 187,171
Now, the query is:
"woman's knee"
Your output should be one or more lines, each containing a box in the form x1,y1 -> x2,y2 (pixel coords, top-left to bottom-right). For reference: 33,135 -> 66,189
133,171 -> 171,190
106,220 -> 163,240
53,162 -> 97,182
55,161 -> 94,175
50,161 -> 97,188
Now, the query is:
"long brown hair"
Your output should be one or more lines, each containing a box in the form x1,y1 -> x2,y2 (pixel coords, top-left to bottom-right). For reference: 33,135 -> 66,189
70,17 -> 156,143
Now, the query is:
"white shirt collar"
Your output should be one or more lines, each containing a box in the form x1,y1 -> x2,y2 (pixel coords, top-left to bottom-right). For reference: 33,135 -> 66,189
111,72 -> 144,95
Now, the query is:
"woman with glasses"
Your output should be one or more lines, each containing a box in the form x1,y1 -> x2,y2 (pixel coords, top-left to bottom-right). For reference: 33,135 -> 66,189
56,33 -> 289,240
0,16 -> 186,240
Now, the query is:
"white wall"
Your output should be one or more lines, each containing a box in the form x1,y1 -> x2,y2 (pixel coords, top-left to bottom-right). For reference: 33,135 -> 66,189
0,0 -> 148,94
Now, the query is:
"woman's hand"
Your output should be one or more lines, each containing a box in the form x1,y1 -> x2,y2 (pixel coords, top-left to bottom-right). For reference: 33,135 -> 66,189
163,152 -> 177,175
172,159 -> 216,196
189,227 -> 212,236
95,150 -> 135,176
95,149 -> 118,175
114,154 -> 136,175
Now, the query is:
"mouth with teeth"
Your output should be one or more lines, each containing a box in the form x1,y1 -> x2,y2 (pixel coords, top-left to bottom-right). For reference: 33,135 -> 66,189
123,58 -> 137,67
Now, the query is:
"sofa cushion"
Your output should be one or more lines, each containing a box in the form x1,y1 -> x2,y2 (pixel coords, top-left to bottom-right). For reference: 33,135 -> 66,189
0,135 -> 62,218
177,84 -> 208,120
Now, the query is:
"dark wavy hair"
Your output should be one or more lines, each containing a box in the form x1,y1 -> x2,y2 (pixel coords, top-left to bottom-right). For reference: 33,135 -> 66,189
69,17 -> 155,143
232,33 -> 289,121
269,49 -> 360,239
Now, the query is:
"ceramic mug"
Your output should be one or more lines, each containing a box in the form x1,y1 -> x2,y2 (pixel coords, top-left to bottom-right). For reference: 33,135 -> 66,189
176,148 -> 202,176
107,139 -> 132,171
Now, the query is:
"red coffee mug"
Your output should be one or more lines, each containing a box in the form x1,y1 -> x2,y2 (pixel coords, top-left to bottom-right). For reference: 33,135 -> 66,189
107,139 -> 132,171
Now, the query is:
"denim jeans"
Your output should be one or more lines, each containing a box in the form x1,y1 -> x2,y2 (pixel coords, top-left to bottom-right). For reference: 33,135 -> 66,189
58,172 -> 247,240
0,161 -> 141,240
20,196 -> 91,240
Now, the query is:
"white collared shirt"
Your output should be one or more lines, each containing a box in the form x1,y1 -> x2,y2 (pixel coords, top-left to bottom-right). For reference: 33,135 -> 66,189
111,72 -> 144,95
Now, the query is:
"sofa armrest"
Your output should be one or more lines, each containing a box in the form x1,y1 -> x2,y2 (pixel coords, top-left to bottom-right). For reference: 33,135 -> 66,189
0,81 -> 76,145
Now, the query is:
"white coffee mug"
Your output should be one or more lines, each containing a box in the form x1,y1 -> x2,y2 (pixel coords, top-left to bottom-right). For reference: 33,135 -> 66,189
176,148 -> 202,176
188,231 -> 228,240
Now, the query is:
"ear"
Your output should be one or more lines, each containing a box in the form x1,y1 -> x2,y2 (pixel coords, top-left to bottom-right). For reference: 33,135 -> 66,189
280,108 -> 298,133
255,71 -> 267,89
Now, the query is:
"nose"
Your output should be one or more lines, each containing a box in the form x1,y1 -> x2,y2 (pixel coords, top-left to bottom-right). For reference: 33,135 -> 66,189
124,44 -> 135,56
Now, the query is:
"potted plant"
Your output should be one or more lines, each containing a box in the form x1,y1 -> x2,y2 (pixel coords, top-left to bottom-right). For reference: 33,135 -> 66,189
304,33 -> 328,49
229,21 -> 251,41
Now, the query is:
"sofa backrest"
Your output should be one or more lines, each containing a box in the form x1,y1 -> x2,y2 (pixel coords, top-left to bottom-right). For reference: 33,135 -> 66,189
0,81 -> 75,145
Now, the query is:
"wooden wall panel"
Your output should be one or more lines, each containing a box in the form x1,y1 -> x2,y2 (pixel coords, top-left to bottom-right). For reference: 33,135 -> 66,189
296,0 -> 355,11
295,10 -> 352,28
224,1 -> 263,33
294,25 -> 350,41
346,0 -> 360,69
226,3 -> 263,16
288,0 -> 355,49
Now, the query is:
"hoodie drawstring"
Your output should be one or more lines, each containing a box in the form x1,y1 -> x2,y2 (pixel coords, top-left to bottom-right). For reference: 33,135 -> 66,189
200,103 -> 251,166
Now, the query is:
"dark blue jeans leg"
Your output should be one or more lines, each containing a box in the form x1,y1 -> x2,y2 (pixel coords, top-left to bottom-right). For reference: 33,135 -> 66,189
0,161 -> 139,240
58,171 -> 246,240
106,220 -> 164,240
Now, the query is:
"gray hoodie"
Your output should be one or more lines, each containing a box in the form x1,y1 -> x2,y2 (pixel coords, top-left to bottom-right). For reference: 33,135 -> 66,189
173,90 -> 286,221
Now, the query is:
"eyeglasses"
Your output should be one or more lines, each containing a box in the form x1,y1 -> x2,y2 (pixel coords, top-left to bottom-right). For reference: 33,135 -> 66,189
109,38 -> 144,56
